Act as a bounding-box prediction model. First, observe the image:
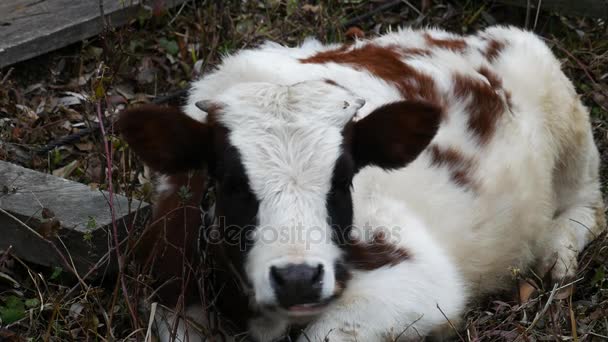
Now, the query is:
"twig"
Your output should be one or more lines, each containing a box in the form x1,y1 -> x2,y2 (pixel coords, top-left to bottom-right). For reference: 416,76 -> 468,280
436,303 -> 465,342
1,67 -> 14,85
393,314 -> 425,341
98,0 -> 107,30
525,0 -> 531,29
533,0 -> 543,31
96,97 -> 140,332
568,294 -> 579,342
168,0 -> 190,26
145,302 -> 158,342
526,283 -> 559,331
0,245 -> 13,266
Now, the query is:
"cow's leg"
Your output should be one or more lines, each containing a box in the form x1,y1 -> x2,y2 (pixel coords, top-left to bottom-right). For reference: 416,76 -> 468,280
298,230 -> 466,342
542,116 -> 606,284
544,199 -> 605,283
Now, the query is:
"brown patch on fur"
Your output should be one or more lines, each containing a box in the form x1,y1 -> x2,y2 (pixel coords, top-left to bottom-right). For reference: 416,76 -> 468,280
453,73 -> 506,144
400,47 -> 433,57
301,44 -> 441,105
478,65 -> 513,112
352,100 -> 442,170
484,39 -> 506,61
423,32 -> 467,51
346,231 -> 410,270
478,66 -> 502,89
345,26 -> 365,40
133,171 -> 207,306
428,144 -> 477,190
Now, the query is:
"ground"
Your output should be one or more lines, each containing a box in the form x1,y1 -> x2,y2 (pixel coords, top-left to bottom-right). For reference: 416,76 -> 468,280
0,1 -> 607,341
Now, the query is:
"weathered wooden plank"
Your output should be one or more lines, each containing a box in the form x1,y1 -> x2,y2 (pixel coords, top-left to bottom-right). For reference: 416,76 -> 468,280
496,0 -> 608,19
0,0 -> 188,69
0,160 -> 150,275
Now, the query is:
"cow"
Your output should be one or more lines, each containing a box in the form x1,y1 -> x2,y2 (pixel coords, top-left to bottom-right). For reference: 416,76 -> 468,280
118,26 -> 606,341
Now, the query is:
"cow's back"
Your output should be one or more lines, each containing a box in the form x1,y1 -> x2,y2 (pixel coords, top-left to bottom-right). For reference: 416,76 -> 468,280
351,27 -> 595,294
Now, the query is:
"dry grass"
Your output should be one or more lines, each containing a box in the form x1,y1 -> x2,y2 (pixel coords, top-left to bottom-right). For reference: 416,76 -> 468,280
0,1 -> 607,341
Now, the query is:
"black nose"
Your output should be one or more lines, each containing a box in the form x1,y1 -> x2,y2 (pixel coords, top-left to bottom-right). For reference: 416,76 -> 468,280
270,264 -> 324,308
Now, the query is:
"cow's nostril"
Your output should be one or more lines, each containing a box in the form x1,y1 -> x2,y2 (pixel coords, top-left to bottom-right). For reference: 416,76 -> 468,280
270,266 -> 285,286
312,264 -> 324,283
270,263 -> 324,308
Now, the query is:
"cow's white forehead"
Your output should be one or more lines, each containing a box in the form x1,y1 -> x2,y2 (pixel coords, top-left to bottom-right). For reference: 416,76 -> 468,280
213,81 -> 354,220
214,81 -> 363,128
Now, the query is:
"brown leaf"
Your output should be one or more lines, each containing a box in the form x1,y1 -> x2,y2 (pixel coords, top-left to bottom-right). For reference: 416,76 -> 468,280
302,4 -> 320,13
52,160 -> 79,178
41,207 -> 55,219
74,141 -> 94,152
345,27 -> 365,40
38,218 -> 61,239
64,108 -> 84,122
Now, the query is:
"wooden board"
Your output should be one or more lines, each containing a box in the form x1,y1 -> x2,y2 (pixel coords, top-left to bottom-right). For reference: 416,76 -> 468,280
496,0 -> 608,19
0,0 -> 188,69
0,160 -> 150,275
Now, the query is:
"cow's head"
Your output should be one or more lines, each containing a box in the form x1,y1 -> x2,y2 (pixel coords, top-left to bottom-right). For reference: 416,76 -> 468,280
119,80 -> 440,321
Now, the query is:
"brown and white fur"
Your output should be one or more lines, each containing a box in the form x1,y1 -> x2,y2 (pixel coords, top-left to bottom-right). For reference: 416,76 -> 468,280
119,26 -> 606,341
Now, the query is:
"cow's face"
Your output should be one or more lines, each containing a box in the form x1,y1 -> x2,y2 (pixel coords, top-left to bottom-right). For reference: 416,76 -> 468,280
119,80 -> 441,320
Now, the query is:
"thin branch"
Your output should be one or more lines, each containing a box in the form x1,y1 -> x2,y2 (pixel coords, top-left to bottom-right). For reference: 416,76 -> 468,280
96,96 -> 140,333
527,283 -> 559,331
436,303 -> 465,342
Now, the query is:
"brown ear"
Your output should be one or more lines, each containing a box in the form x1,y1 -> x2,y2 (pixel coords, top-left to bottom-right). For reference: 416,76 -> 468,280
352,101 -> 441,170
117,104 -> 211,173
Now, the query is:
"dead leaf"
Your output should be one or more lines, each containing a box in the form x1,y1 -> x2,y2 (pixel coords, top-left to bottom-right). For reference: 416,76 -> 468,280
345,27 -> 365,40
69,302 -> 84,319
23,83 -> 43,95
115,85 -> 135,100
52,160 -> 79,178
137,57 -> 157,85
38,218 -> 61,239
74,141 -> 94,152
85,157 -> 103,183
64,108 -> 84,122
107,94 -> 128,107
302,4 -> 320,13
41,207 -> 55,219
57,94 -> 83,107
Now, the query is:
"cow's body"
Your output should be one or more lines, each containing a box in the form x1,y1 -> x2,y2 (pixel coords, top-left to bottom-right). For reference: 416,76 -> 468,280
122,26 -> 606,341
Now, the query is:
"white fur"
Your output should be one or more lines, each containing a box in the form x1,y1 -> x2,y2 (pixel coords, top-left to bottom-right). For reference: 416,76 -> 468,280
154,26 -> 605,341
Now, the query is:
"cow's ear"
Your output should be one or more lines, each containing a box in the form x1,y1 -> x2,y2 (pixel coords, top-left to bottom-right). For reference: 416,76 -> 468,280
352,101 -> 441,170
117,104 -> 212,174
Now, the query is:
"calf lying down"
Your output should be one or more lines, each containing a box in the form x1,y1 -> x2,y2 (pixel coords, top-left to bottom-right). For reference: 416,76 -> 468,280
119,26 -> 606,341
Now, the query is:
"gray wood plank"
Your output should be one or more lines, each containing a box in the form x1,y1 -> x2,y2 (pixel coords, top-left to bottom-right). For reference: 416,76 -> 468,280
0,0 -> 188,68
0,160 -> 150,275
496,0 -> 608,19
